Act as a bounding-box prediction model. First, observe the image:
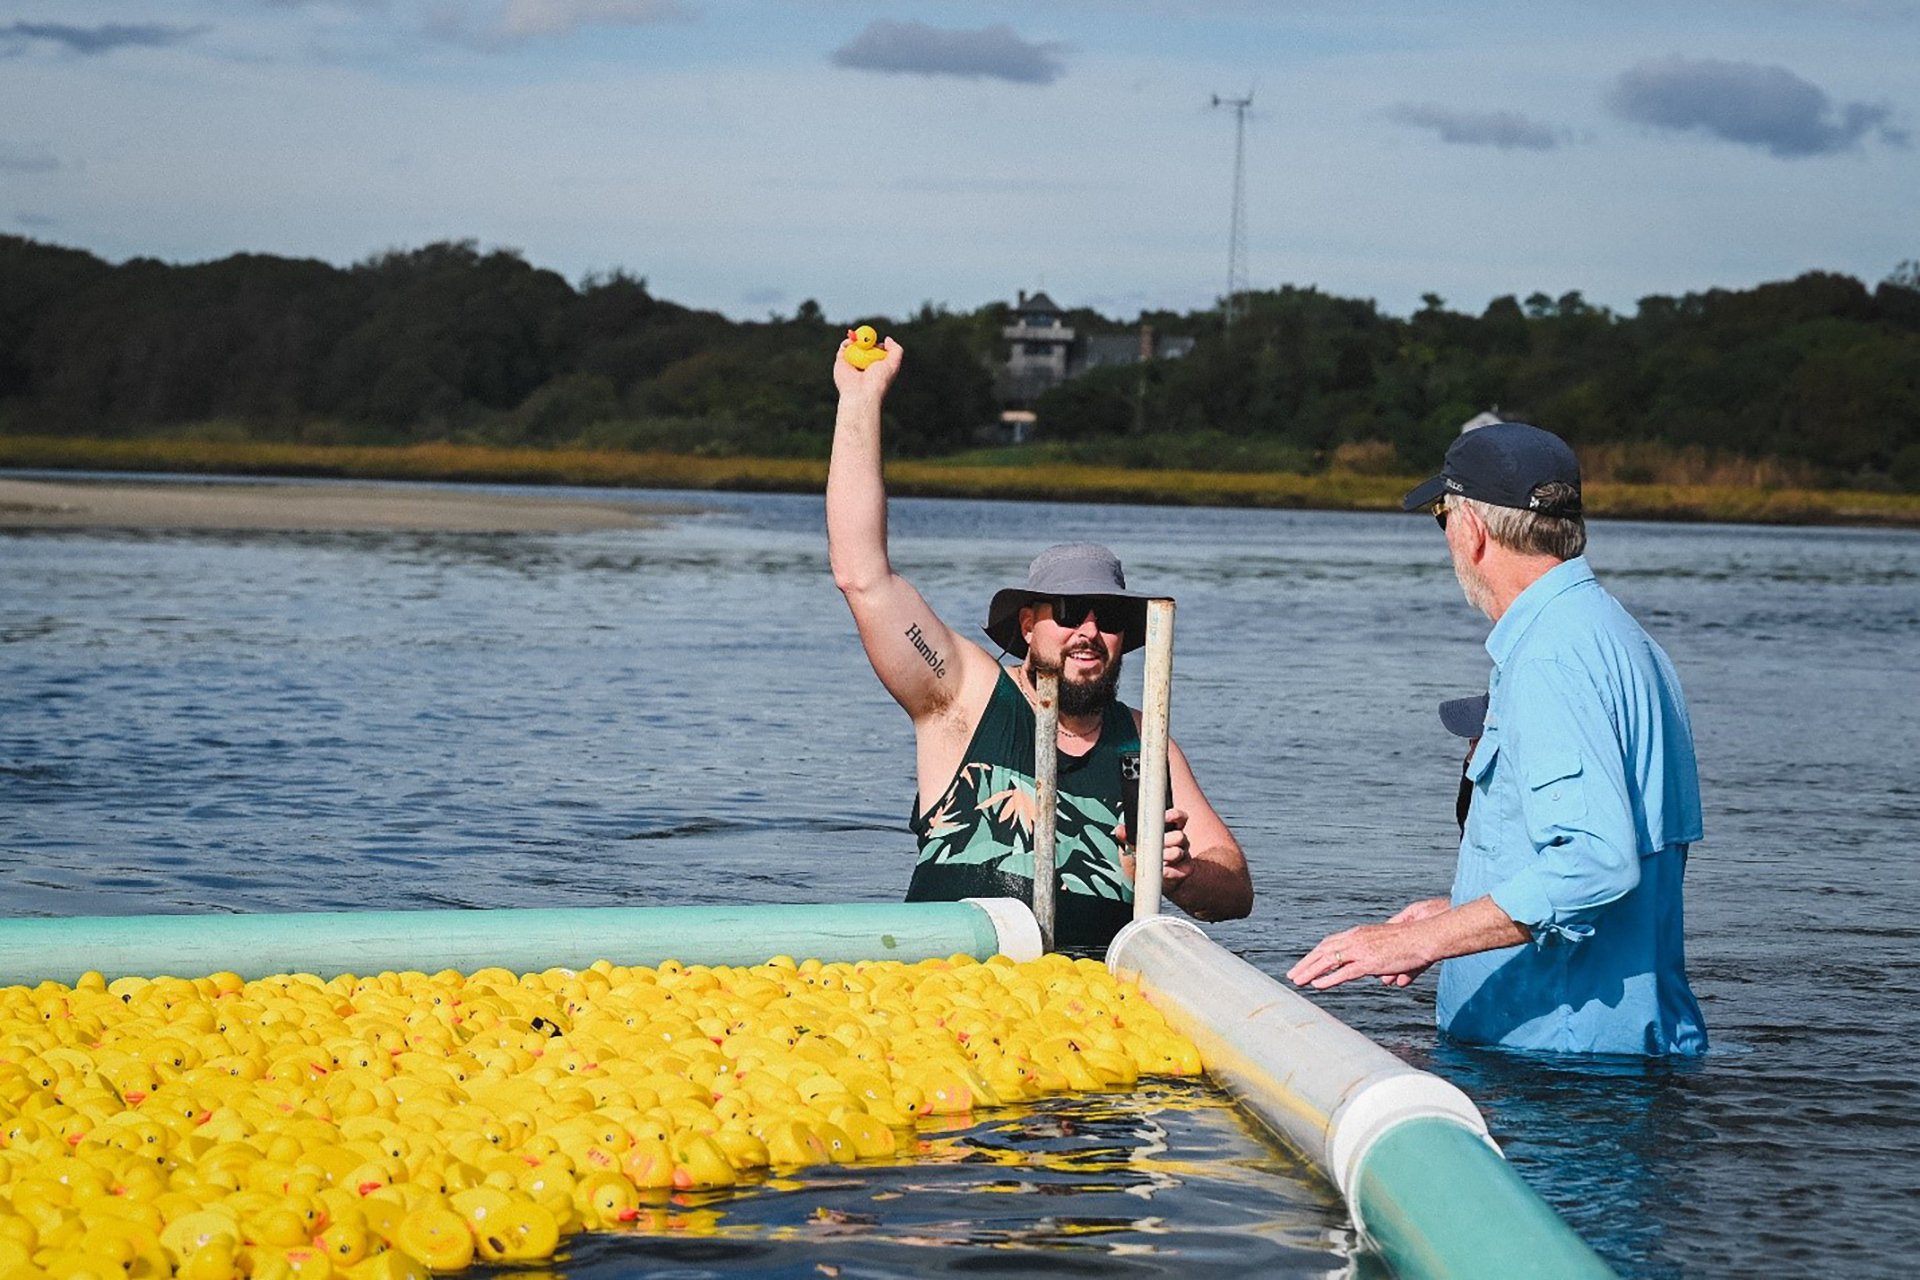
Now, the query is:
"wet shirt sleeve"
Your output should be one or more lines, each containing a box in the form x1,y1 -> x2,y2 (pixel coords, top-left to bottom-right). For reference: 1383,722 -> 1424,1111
1488,657 -> 1643,942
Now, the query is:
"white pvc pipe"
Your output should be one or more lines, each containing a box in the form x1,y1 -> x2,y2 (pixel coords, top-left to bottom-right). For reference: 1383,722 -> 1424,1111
959,897 -> 1044,962
1107,918 -> 1619,1276
1132,599 -> 1175,919
1107,915 -> 1488,1207
1031,668 -> 1061,952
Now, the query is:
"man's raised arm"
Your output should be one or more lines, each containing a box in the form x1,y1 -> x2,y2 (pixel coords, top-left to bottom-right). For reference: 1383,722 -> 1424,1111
827,336 -> 995,724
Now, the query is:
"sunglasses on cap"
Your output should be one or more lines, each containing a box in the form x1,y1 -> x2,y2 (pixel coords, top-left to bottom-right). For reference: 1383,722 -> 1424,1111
1045,595 -> 1131,634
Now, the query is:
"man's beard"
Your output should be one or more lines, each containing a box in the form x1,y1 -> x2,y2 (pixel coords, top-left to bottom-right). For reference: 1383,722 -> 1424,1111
1034,648 -> 1124,716
1452,545 -> 1496,618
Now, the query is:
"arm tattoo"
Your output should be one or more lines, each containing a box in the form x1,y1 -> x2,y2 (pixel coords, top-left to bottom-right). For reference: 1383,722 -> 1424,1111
904,623 -> 949,679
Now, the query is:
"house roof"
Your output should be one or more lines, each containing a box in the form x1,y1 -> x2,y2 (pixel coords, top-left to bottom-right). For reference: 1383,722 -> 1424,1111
1081,334 -> 1142,367
1017,290 -> 1063,315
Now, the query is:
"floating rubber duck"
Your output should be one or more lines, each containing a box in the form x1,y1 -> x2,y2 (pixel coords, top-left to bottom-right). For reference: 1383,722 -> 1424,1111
841,325 -> 888,370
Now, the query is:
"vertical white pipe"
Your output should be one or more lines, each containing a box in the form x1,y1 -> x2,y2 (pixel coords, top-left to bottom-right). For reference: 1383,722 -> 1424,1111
1031,668 -> 1060,952
1133,599 -> 1176,919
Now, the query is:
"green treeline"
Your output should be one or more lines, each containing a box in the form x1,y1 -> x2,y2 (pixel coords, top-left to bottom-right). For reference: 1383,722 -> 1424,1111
3,235 -> 1917,490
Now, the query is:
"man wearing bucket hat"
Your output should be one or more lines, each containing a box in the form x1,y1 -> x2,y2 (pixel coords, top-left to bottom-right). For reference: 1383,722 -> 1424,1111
828,337 -> 1252,951
1290,422 -> 1707,1056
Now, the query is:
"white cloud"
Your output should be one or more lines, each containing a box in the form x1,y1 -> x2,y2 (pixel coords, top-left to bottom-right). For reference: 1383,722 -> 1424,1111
1387,104 -> 1563,151
424,0 -> 692,46
830,20 -> 1067,85
1607,55 -> 1908,157
0,21 -> 206,57
0,142 -> 61,172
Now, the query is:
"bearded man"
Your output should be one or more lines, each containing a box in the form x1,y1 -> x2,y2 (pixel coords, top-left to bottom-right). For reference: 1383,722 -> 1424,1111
1290,422 -> 1708,1056
828,335 -> 1252,951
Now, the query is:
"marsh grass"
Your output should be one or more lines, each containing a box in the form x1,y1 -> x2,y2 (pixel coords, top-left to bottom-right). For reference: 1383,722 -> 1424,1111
4,434 -> 1917,526
1577,442 -> 1822,489
0,436 -> 826,491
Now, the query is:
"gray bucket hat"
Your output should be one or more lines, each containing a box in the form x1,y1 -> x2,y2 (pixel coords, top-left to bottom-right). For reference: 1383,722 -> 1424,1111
984,542 -> 1151,659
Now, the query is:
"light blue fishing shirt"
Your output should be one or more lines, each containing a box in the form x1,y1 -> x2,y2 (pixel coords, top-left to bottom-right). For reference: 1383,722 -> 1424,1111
1438,556 -> 1708,1056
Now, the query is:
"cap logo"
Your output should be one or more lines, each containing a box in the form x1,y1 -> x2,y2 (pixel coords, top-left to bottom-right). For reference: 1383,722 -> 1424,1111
1444,477 -> 1463,492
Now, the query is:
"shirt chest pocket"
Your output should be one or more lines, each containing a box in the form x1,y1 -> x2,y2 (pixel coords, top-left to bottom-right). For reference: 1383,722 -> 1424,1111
1524,749 -> 1587,824
1459,732 -> 1511,857
1465,731 -> 1499,788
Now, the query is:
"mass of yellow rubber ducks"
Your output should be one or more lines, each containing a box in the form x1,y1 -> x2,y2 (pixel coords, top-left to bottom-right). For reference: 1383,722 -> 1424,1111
0,952 -> 1201,1279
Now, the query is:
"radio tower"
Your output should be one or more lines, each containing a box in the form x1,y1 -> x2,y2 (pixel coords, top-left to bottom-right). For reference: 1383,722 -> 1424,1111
1211,92 -> 1253,327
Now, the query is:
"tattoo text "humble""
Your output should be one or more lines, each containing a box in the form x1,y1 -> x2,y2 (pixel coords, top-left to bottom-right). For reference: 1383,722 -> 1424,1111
906,623 -> 948,678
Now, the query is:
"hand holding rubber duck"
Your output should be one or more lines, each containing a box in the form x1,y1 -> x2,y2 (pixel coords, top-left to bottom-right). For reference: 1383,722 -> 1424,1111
833,326 -> 903,400
841,325 -> 889,370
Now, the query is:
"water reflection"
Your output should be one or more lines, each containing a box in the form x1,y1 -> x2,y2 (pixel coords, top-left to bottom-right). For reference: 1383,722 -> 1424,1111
561,1084 -> 1350,1279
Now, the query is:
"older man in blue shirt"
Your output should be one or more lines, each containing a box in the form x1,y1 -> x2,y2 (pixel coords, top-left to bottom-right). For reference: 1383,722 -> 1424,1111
1290,423 -> 1708,1056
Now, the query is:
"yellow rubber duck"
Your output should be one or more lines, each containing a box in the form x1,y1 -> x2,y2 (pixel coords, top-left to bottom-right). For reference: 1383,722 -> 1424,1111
841,326 -> 888,370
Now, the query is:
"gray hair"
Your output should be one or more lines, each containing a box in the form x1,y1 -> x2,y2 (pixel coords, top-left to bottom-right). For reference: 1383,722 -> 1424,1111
1452,484 -> 1587,560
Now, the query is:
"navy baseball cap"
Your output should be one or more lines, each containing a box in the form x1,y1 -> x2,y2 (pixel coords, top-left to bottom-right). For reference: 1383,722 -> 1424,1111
1401,422 -> 1582,515
1439,694 -> 1489,739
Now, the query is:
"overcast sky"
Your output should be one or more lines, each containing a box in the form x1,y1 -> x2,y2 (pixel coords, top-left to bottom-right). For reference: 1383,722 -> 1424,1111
2,1 -> 1913,322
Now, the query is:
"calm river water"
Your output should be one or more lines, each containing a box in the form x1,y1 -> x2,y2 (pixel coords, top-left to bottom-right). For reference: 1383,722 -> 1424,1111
4,475 -> 1918,1278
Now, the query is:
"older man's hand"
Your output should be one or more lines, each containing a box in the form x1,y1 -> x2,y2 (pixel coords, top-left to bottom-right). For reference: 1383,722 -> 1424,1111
1288,897 -> 1451,990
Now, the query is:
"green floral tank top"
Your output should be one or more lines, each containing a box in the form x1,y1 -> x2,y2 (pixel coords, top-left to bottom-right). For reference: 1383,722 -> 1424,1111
906,669 -> 1139,952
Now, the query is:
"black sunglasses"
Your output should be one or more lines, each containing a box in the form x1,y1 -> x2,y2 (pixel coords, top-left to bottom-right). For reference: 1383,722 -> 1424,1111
1432,503 -> 1449,531
1046,595 -> 1131,634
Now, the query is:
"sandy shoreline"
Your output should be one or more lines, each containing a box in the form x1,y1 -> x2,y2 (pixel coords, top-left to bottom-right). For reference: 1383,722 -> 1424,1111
0,477 -> 686,533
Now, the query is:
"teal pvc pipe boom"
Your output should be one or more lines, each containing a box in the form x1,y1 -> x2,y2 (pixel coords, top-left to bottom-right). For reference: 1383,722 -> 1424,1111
1107,916 -> 1617,1280
0,899 -> 1042,986
1355,1117 -> 1615,1280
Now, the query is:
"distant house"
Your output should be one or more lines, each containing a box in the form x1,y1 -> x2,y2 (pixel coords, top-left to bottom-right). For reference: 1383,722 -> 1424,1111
1458,408 -> 1506,434
1001,290 -> 1076,404
995,289 -> 1194,429
1080,326 -> 1196,370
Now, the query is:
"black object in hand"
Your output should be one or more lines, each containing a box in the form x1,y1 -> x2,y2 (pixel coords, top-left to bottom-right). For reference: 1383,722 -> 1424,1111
1119,749 -> 1141,852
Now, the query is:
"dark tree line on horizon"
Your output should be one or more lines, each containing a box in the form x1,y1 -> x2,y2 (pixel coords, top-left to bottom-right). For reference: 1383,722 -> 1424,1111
2,235 -> 1917,490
